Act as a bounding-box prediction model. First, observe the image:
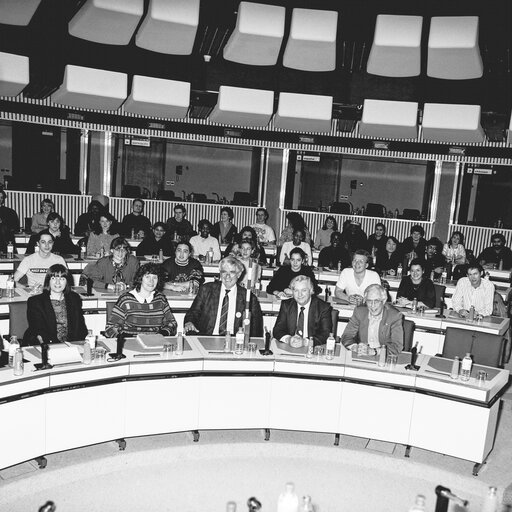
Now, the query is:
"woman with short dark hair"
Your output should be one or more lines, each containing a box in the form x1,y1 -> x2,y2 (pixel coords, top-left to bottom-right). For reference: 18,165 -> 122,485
105,262 -> 177,338
26,212 -> 78,255
163,241 -> 204,292
211,206 -> 237,244
396,258 -> 436,309
23,264 -> 88,345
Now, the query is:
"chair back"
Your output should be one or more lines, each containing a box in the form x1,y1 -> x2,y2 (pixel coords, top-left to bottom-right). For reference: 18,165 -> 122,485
331,308 -> 340,338
493,291 -> 507,318
402,318 -> 415,352
330,202 -> 352,214
402,209 -> 421,220
232,192 -> 253,206
442,327 -> 505,368
9,302 -> 29,341
365,203 -> 386,218
433,283 -> 446,309
122,185 -> 141,198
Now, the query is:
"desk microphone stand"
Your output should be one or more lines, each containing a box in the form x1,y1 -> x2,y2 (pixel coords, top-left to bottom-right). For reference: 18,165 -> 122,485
109,333 -> 127,361
34,336 -> 53,371
259,328 -> 273,356
436,301 -> 446,319
405,342 -> 420,371
435,486 -> 468,512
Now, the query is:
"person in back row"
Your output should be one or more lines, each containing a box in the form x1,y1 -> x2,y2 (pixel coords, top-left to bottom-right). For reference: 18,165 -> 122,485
14,232 -> 67,288
401,224 -> 427,263
120,198 -> 151,239
166,204 -> 195,242
31,198 -> 54,233
190,219 -> 221,261
251,208 -> 276,245
318,231 -> 351,270
135,222 -> 173,257
477,233 -> 512,270
26,212 -> 78,256
335,250 -> 381,305
211,206 -> 237,244
279,228 -> 313,266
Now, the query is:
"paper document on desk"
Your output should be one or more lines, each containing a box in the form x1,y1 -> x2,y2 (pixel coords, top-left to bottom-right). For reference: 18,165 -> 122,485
136,333 -> 166,349
35,343 -> 82,365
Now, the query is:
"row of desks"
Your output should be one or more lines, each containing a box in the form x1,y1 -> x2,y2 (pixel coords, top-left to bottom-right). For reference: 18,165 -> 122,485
1,285 -> 509,357
0,334 -> 507,473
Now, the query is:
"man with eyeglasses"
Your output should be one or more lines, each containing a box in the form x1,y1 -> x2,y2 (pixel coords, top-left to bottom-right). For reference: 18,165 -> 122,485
14,232 -> 67,288
183,256 -> 262,336
82,237 -> 139,291
341,283 -> 403,355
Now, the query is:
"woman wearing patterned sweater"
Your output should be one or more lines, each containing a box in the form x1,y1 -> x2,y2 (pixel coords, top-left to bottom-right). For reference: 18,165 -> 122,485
105,262 -> 177,338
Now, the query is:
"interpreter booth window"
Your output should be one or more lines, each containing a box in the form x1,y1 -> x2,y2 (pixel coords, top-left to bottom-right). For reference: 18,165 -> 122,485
112,136 -> 262,204
0,120 -> 81,194
284,152 -> 435,220
455,164 -> 512,228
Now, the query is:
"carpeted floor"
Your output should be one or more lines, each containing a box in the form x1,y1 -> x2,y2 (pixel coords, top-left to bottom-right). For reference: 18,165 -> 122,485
1,401 -> 512,512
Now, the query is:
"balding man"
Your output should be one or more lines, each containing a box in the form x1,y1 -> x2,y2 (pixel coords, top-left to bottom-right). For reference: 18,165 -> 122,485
272,275 -> 332,347
341,284 -> 403,355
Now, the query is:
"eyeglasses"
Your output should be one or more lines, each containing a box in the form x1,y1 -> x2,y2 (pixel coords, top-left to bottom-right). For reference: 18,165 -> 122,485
113,247 -> 128,253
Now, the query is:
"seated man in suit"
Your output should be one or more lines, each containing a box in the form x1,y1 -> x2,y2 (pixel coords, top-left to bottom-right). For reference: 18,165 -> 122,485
272,275 -> 332,347
184,256 -> 263,336
341,284 -> 403,355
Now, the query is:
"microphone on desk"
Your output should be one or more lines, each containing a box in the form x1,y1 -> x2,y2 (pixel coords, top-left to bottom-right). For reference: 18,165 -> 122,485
259,326 -> 273,355
435,486 -> 468,512
34,335 -> 53,370
436,300 -> 446,319
405,341 -> 420,371
109,332 -> 127,361
86,277 -> 93,296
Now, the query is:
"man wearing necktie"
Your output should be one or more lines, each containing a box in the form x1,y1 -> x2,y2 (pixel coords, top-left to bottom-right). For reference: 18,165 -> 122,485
184,256 -> 263,336
272,275 -> 333,347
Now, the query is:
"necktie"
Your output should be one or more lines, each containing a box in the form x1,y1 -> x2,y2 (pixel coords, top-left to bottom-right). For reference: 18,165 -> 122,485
219,289 -> 230,335
296,306 -> 305,336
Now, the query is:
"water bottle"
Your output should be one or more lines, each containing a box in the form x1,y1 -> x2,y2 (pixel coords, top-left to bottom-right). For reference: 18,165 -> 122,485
6,274 -> 15,298
86,329 -> 96,349
226,502 -> 237,512
80,244 -> 86,260
159,248 -> 164,263
305,338 -> 314,359
224,332 -> 232,352
207,247 -> 214,264
13,347 -> 24,376
277,483 -> 300,512
7,241 -> 13,259
83,341 -> 92,365
411,298 -> 418,314
378,345 -> 386,367
468,306 -> 475,322
441,269 -> 447,284
450,356 -> 460,380
175,332 -> 184,355
481,486 -> 498,512
397,264 -> 402,279
325,332 -> 335,360
235,327 -> 244,355
8,335 -> 19,367
408,494 -> 426,512
461,353 -> 472,382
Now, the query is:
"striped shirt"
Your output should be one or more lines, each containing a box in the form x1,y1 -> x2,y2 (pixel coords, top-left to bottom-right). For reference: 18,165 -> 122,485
105,290 -> 177,338
452,277 -> 495,317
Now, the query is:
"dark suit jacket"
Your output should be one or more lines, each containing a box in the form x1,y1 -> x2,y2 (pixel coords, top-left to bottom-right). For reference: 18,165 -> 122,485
23,290 -> 89,345
184,281 -> 263,336
341,304 -> 404,355
272,295 -> 332,346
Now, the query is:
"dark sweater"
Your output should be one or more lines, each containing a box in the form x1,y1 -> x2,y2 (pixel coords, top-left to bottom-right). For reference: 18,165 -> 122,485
266,265 -> 321,295
396,276 -> 436,308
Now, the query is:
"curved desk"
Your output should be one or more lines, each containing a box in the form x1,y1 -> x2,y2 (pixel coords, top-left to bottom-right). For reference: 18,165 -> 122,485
0,336 -> 508,476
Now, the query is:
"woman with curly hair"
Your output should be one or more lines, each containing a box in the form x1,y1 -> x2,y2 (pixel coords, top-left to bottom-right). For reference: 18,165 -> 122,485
211,206 -> 237,244
105,262 -> 177,338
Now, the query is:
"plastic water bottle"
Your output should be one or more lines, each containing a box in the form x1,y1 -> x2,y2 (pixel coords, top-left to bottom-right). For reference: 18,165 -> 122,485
325,333 -> 335,360
408,494 -> 426,512
481,486 -> 498,512
6,241 -> 13,259
159,248 -> 164,263
5,274 -> 15,298
86,329 -> 96,349
235,327 -> 244,355
8,335 -> 19,367
277,483 -> 299,512
13,347 -> 24,376
175,332 -> 184,356
224,332 -> 232,352
397,264 -> 402,279
450,356 -> 460,380
461,353 -> 472,382
441,269 -> 447,284
207,247 -> 214,263
378,345 -> 386,367
83,342 -> 92,365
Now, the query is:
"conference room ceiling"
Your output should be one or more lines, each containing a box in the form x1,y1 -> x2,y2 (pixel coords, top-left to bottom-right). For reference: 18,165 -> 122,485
0,0 -> 511,130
